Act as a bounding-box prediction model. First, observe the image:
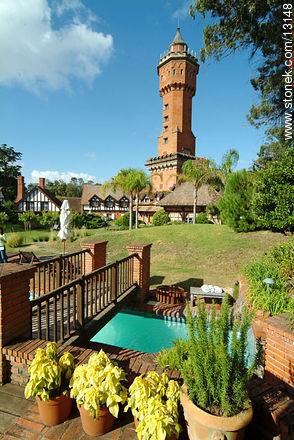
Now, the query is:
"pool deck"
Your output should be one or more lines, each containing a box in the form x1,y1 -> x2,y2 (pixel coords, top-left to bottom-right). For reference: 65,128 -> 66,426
0,383 -> 191,440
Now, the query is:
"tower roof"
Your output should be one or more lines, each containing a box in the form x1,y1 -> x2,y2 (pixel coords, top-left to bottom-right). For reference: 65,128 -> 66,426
169,27 -> 186,47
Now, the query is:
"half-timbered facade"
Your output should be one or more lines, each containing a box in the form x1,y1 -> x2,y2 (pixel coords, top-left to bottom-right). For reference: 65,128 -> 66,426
81,185 -> 130,219
15,177 -> 62,213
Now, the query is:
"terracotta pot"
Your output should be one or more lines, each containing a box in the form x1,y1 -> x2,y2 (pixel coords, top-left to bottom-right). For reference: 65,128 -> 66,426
36,391 -> 72,426
180,387 -> 253,440
78,404 -> 114,436
134,417 -> 176,440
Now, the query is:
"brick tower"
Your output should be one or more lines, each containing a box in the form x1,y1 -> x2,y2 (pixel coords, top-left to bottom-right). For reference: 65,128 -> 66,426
145,28 -> 199,192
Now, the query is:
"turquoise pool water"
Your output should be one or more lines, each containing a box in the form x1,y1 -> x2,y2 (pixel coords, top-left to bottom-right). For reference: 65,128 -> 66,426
91,311 -> 188,353
91,310 -> 256,359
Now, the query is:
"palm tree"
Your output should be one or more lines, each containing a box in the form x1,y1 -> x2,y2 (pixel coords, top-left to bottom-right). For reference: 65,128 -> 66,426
221,149 -> 239,181
132,170 -> 152,229
103,168 -> 151,230
179,159 -> 225,224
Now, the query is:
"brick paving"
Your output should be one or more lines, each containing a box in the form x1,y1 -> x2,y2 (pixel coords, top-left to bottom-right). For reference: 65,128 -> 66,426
0,387 -> 190,440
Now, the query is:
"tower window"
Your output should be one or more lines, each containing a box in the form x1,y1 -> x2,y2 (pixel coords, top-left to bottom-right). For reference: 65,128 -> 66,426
179,83 -> 181,90
168,71 -> 170,76
163,104 -> 169,110
163,126 -> 168,132
163,137 -> 168,144
180,69 -> 183,75
163,115 -> 169,122
161,75 -> 163,81
173,69 -> 176,75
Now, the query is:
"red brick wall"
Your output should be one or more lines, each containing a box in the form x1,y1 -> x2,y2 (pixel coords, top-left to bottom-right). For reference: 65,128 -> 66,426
264,314 -> 294,391
126,243 -> 152,303
0,264 -> 36,383
239,276 -> 294,392
80,240 -> 108,273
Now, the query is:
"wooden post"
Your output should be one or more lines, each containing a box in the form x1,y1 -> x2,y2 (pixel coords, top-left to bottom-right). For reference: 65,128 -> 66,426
76,277 -> 85,327
111,262 -> 118,302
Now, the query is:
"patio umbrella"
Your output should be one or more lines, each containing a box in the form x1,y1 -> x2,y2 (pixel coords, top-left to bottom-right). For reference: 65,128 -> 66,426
57,200 -> 72,255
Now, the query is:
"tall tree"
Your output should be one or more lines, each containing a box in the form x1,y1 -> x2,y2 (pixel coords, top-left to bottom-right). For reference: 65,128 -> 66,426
103,168 -> 141,230
190,0 -> 286,128
178,159 -> 224,224
132,170 -> 152,229
220,149 -> 239,180
218,170 -> 257,232
253,126 -> 293,170
0,144 -> 22,201
253,148 -> 294,232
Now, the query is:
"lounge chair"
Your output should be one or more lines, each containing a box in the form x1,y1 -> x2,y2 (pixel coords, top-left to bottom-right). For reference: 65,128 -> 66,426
19,251 -> 40,264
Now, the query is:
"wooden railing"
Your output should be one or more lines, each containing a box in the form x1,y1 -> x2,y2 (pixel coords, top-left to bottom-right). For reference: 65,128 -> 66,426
30,250 -> 89,299
30,254 -> 137,342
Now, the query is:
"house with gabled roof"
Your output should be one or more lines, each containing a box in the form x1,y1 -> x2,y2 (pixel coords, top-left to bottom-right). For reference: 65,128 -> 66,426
14,176 -> 81,213
81,184 -> 130,220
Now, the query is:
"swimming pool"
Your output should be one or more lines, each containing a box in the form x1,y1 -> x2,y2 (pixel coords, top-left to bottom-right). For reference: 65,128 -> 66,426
91,310 -> 188,353
91,310 -> 256,359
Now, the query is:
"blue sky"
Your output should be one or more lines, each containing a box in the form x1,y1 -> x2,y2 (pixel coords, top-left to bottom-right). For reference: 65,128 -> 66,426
0,0 -> 266,184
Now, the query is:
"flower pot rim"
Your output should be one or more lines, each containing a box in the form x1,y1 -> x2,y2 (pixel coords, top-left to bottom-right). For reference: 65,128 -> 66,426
180,385 -> 253,431
36,390 -> 71,404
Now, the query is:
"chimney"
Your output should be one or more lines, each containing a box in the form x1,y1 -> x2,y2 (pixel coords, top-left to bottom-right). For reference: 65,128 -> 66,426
39,178 -> 45,189
15,175 -> 25,202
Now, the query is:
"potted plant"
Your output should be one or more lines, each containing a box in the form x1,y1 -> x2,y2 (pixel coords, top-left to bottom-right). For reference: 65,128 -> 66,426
24,342 -> 75,426
69,349 -> 128,436
157,296 -> 263,440
125,371 -> 182,440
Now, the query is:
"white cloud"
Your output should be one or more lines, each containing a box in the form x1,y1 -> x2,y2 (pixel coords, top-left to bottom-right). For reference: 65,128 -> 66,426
85,153 -> 96,159
172,1 -> 191,20
0,0 -> 113,93
31,170 -> 97,183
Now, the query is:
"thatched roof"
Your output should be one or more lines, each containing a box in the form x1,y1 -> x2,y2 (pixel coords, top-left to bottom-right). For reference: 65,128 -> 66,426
160,182 -> 221,207
81,184 -> 128,205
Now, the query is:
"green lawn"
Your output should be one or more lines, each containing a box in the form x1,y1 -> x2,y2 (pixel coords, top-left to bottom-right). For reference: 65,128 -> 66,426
5,224 -> 292,289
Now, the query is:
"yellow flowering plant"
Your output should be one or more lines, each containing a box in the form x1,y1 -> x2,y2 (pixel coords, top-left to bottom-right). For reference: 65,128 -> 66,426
24,342 -> 75,401
125,371 -> 182,440
69,350 -> 128,420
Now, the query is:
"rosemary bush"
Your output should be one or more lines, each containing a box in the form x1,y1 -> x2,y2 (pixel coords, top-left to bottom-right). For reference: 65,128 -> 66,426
157,296 -> 263,417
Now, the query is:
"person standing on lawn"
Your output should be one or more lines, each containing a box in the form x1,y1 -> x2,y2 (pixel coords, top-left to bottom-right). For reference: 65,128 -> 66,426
0,227 -> 7,263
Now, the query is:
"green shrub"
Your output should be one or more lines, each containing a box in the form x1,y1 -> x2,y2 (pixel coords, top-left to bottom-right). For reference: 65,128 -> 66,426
0,212 -> 9,226
43,235 -> 49,242
70,212 -> 85,229
152,209 -> 170,226
84,214 -> 107,229
157,296 -> 263,417
115,211 -> 135,229
7,233 -> 24,248
244,241 -> 294,315
195,213 -> 211,224
218,170 -> 257,232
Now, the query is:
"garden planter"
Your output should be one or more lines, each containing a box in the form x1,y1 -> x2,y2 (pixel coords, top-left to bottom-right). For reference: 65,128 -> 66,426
134,418 -> 176,440
78,404 -> 114,436
36,391 -> 72,426
180,388 -> 253,440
